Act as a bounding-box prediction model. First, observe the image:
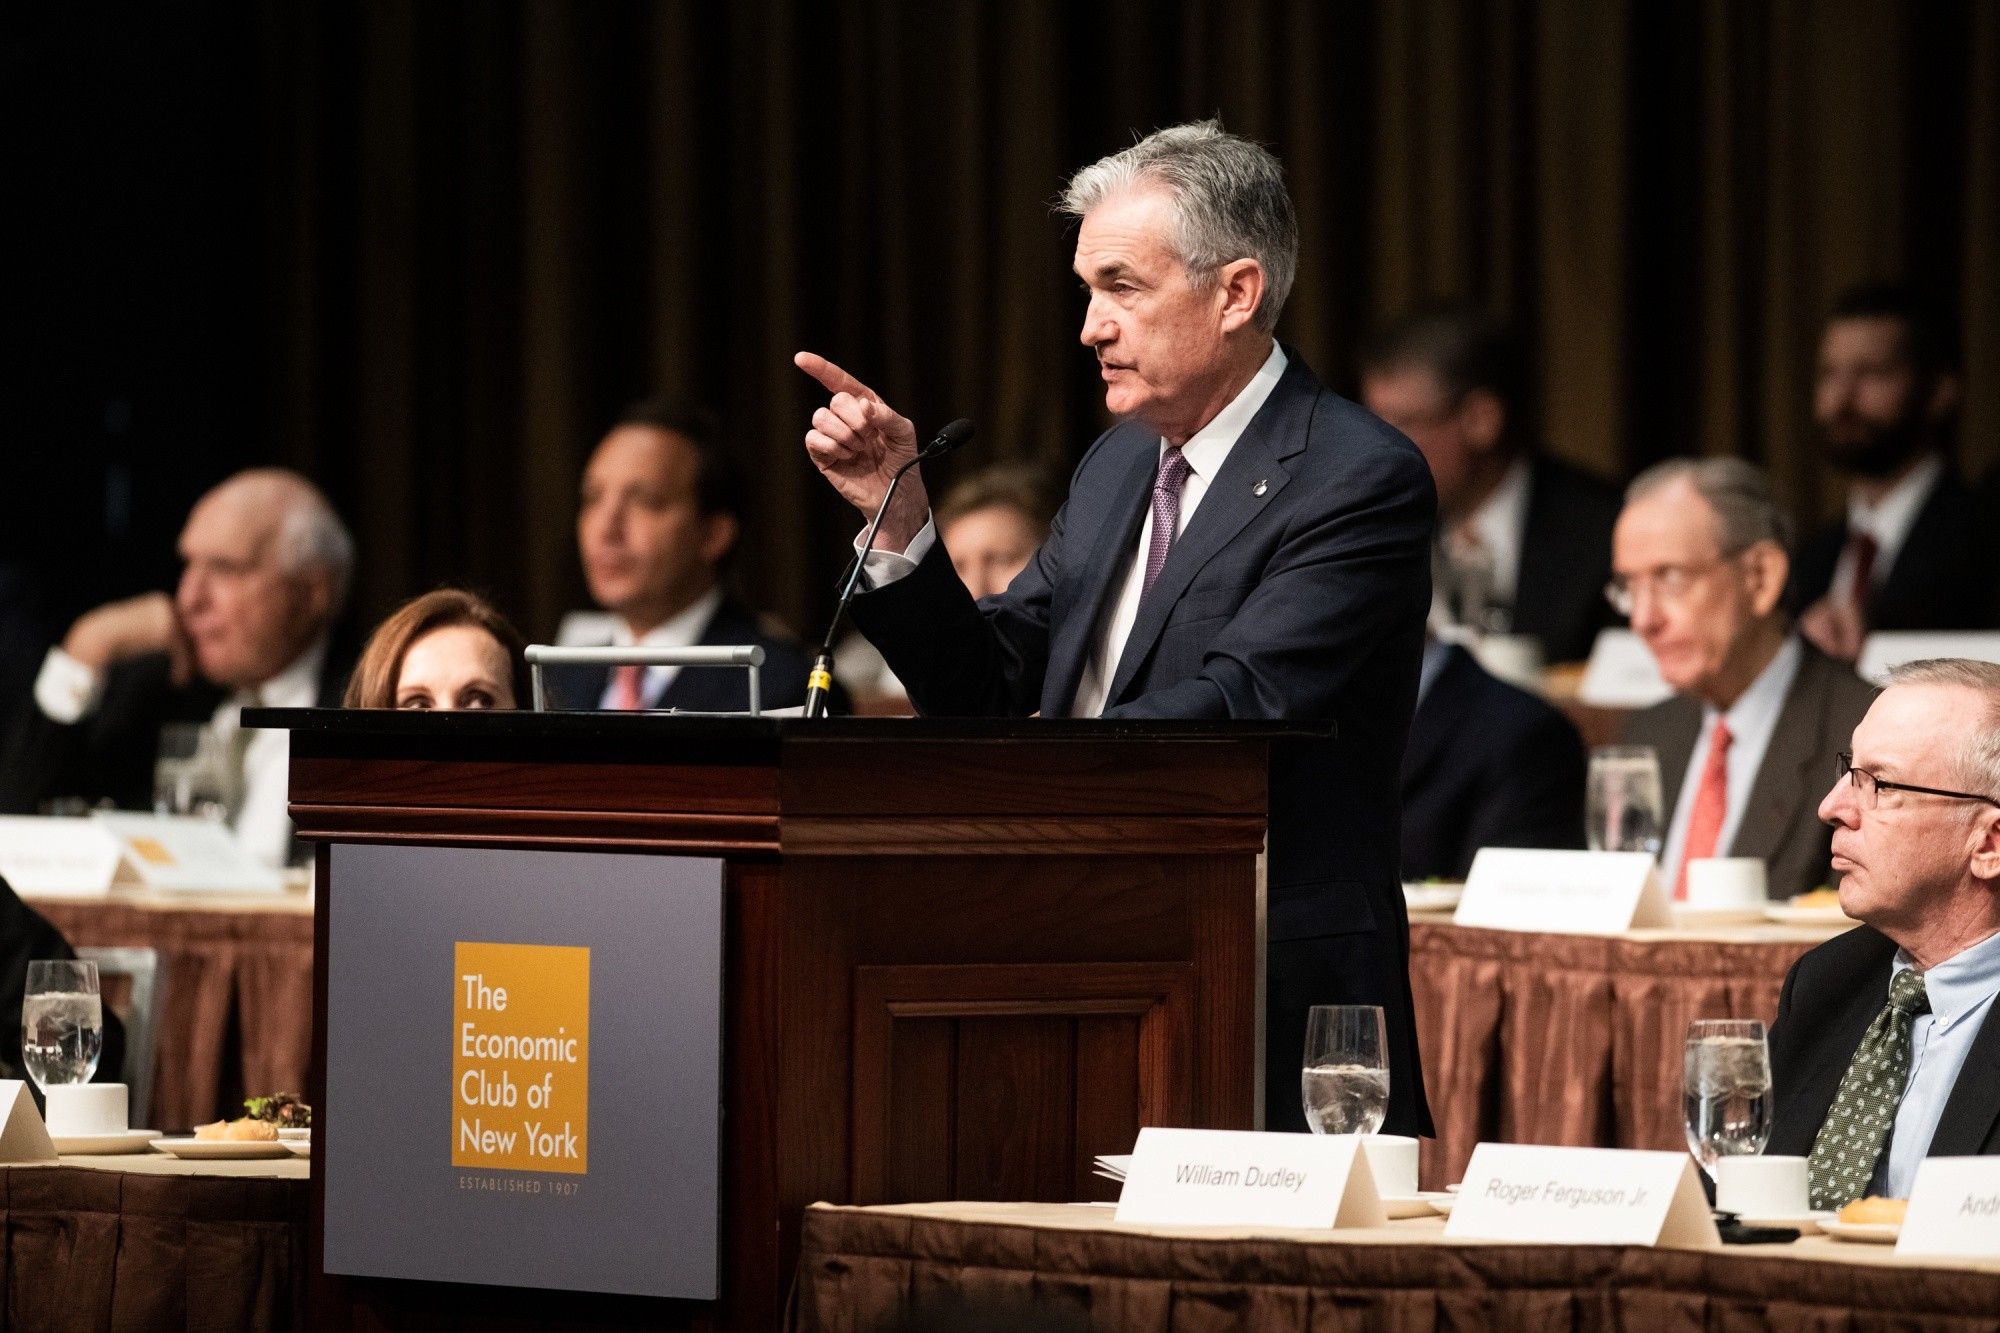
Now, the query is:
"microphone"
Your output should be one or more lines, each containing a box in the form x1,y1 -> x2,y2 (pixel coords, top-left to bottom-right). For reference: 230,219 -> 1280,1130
803,418 -> 975,718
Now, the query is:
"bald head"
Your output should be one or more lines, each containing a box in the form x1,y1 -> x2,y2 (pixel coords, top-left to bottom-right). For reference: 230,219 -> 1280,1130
176,469 -> 353,689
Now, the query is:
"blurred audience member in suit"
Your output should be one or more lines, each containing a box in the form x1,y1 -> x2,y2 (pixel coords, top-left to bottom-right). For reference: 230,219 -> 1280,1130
1615,459 -> 1877,901
1791,284 -> 1990,659
551,395 -> 823,713
0,873 -> 126,1087
345,589 -> 527,711
1768,660 -> 2000,1206
1360,303 -> 1620,665
836,464 -> 1059,709
0,562 -> 52,729
0,470 -> 352,867
1400,637 -> 1586,881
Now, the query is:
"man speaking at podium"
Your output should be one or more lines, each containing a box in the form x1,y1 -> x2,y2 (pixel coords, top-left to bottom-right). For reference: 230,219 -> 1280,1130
795,121 -> 1436,1137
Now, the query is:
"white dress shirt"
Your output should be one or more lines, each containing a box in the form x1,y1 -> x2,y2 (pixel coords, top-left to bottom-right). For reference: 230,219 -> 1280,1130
1660,635 -> 1803,888
35,638 -> 326,869
1457,456 -> 1531,607
596,587 -> 725,710
1831,452 -> 1944,603
1879,929 -> 2000,1198
858,343 -> 1288,717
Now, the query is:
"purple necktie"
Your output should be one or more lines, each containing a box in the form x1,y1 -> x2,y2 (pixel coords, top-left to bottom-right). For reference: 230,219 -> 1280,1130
1143,446 -> 1192,594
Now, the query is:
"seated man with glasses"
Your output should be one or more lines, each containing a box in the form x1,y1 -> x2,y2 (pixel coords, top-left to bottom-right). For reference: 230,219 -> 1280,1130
1766,658 -> 2000,1206
1610,458 -> 1877,900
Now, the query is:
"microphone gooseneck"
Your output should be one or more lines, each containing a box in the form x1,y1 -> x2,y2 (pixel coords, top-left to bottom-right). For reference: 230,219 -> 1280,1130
802,418 -> 975,719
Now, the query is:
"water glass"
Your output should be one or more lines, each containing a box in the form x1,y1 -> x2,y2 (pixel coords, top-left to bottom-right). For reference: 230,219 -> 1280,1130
1684,1018 -> 1772,1174
22,959 -> 104,1091
1587,745 -> 1664,856
1301,1005 -> 1389,1135
154,722 -> 238,821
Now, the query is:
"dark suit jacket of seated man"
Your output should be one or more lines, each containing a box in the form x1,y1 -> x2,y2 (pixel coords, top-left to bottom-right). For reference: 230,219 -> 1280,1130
1765,661 -> 2000,1207
543,592 -> 828,714
845,350 -> 1436,1136
1401,640 -> 1585,882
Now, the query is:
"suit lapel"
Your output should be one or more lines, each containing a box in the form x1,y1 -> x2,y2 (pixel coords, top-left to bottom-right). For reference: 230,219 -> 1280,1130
1777,944 -> 1896,1153
1101,365 -> 1313,707
1648,701 -> 1702,810
1043,444 -> 1154,715
1924,1003 -> 2000,1157
1730,646 -> 1823,866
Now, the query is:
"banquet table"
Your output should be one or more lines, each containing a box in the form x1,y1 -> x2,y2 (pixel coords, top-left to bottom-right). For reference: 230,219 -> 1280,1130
26,890 -> 314,1130
793,1200 -> 2000,1332
1406,914 -> 1849,1187
0,1152 -> 307,1332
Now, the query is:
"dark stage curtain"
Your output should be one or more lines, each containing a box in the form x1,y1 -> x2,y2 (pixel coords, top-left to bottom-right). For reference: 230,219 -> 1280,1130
24,2 -> 2000,643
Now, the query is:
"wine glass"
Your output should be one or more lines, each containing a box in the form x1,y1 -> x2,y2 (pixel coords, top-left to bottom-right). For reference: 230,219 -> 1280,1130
154,722 -> 238,820
21,960 -> 104,1091
1684,1018 -> 1771,1176
1301,1005 -> 1389,1135
1587,745 -> 1663,855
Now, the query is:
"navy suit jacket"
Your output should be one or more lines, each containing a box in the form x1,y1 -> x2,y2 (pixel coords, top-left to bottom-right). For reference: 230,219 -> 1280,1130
848,349 -> 1437,1135
1400,644 -> 1585,882
544,595 -> 831,714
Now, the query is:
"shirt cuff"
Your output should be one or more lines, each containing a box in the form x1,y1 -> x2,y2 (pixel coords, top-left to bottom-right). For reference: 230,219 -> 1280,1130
34,646 -> 105,725
854,514 -> 937,590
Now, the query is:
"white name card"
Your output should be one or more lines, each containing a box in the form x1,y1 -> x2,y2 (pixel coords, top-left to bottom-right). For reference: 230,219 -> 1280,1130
0,817 -> 124,897
0,1081 -> 58,1164
90,812 -> 284,894
1858,632 -> 2000,687
1578,629 -> 1672,708
1114,1127 -> 1386,1230
1898,1157 -> 2000,1256
1455,848 -> 1670,934
1446,1143 -> 1718,1248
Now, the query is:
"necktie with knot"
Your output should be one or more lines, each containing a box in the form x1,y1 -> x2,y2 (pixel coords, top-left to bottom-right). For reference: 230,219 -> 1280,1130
610,663 -> 646,711
1673,716 -> 1733,901
1143,446 -> 1192,596
1806,967 -> 1930,1210
1845,530 -> 1879,617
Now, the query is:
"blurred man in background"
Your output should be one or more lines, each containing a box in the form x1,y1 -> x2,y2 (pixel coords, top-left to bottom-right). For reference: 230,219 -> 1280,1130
1360,303 -> 1619,665
553,394 -> 821,714
0,469 -> 353,868
1791,284 -> 1993,658
1615,459 -> 1876,902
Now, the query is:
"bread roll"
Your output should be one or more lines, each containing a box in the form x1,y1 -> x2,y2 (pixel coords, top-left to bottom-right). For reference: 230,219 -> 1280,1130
1837,1196 -> 1908,1225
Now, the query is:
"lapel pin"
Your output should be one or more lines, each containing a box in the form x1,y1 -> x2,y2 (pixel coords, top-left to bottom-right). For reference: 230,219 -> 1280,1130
1253,479 -> 1268,497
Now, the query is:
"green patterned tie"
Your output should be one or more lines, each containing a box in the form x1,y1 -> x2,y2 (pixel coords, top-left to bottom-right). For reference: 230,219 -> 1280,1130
1806,967 -> 1930,1210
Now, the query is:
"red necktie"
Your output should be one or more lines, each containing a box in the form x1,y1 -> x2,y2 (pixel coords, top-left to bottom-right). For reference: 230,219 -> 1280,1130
1675,717 -> 1733,901
1845,531 -> 1878,617
610,664 -> 645,711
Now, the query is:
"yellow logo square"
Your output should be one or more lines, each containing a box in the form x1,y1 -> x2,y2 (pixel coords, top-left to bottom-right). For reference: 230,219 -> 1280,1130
451,941 -> 589,1173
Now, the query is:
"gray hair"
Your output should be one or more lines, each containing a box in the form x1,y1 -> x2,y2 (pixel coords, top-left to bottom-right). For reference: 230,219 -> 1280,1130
1624,457 -> 1794,554
1059,120 -> 1298,334
1883,658 -> 2000,799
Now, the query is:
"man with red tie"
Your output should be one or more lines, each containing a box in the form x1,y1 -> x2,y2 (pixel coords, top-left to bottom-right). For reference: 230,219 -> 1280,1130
1614,459 -> 1877,901
552,395 -> 824,714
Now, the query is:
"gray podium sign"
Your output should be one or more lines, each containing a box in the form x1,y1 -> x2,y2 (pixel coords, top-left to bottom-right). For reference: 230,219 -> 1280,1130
323,843 -> 723,1299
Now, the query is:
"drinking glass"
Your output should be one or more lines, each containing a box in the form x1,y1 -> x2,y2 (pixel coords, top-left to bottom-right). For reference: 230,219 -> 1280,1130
1301,1005 -> 1389,1135
1587,745 -> 1663,855
1683,1018 -> 1772,1175
154,722 -> 237,821
21,960 -> 103,1091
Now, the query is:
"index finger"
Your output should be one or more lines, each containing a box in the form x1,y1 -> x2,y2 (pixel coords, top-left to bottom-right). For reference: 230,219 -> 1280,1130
794,351 -> 882,403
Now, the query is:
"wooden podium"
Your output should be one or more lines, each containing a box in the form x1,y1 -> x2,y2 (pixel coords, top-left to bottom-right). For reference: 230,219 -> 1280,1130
262,709 -> 1282,1329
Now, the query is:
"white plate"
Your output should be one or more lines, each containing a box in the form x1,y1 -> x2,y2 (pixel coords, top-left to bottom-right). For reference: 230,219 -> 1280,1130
151,1137 -> 292,1160
1820,1218 -> 1901,1244
1763,904 -> 1855,926
278,1127 -> 310,1142
1736,1211 -> 1836,1234
1428,1194 -> 1456,1216
284,1139 -> 312,1157
1403,884 -> 1463,913
1381,1192 -> 1455,1220
52,1129 -> 161,1155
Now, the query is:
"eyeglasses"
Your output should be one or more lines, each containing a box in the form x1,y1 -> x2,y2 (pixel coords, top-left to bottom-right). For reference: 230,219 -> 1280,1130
1603,552 -> 1746,617
1834,752 -> 2000,811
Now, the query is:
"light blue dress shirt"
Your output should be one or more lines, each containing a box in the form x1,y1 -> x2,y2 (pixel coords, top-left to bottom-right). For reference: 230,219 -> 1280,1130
1661,635 -> 1804,889
1877,929 -> 2000,1198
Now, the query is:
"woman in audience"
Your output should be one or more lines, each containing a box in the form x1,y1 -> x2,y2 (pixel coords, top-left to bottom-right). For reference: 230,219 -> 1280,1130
344,589 -> 528,711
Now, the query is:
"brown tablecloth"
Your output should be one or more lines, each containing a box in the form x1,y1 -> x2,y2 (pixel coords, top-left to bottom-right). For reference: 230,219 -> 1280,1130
29,894 -> 315,1130
0,1158 -> 307,1331
1406,918 -> 1843,1188
794,1201 -> 2000,1332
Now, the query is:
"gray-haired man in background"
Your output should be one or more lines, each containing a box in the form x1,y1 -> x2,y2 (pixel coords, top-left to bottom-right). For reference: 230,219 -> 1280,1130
792,121 -> 1438,1136
1614,458 -> 1876,902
